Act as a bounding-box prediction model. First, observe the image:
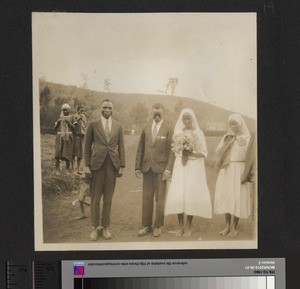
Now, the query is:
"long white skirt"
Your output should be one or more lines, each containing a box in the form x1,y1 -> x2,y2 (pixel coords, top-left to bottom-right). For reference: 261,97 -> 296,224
165,156 -> 212,218
214,162 -> 251,218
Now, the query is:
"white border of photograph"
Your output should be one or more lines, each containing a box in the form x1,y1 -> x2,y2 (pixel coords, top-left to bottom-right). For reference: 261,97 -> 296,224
33,12 -> 257,251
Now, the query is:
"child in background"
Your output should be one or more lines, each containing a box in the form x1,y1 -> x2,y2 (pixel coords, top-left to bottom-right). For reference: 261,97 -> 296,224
74,172 -> 91,220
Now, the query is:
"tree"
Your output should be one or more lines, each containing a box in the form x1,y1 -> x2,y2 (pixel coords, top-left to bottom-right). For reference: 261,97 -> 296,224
166,78 -> 179,95
129,103 -> 149,132
112,102 -> 130,131
40,86 -> 51,108
104,79 -> 112,92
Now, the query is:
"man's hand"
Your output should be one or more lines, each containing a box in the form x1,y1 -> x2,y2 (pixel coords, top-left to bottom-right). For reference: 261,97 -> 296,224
135,169 -> 142,178
162,170 -> 171,181
117,167 -> 124,177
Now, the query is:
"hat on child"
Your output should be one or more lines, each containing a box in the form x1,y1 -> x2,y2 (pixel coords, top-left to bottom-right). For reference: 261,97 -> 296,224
61,103 -> 71,111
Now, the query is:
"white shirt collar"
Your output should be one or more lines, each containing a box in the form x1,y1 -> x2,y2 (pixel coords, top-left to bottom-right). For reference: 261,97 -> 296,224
101,115 -> 111,122
152,119 -> 163,131
101,115 -> 112,129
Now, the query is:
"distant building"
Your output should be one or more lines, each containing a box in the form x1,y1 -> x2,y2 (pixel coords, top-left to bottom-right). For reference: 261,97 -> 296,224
206,121 -> 227,132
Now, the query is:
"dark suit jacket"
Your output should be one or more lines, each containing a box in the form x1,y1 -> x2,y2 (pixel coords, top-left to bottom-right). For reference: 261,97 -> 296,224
84,118 -> 125,171
135,120 -> 174,174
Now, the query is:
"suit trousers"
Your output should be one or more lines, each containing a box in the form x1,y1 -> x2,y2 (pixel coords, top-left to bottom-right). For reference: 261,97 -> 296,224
90,155 -> 117,228
142,170 -> 166,228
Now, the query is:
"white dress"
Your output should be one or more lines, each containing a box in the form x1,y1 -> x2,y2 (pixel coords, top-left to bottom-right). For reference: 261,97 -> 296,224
165,130 -> 212,218
214,137 -> 251,218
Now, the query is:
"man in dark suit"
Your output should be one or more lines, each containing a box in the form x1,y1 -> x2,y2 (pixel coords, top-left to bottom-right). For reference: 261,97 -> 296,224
84,99 -> 125,241
135,103 -> 174,237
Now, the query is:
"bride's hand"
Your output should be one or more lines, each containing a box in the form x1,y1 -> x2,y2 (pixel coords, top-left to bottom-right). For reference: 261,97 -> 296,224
191,152 -> 205,158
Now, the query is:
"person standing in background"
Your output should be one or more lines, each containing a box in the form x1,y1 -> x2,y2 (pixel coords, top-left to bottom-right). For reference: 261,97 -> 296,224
73,105 -> 89,174
54,103 -> 75,170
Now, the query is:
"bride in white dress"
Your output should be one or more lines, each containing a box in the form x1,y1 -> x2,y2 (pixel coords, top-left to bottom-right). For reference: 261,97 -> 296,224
165,108 -> 212,237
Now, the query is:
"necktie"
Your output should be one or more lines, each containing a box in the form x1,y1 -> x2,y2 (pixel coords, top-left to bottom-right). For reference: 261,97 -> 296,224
152,124 -> 158,142
105,119 -> 110,140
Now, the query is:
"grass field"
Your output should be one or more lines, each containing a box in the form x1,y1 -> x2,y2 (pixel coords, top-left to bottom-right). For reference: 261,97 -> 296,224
39,134 -> 256,245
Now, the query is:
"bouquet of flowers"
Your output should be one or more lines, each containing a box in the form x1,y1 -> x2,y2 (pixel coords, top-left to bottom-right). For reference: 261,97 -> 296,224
172,132 -> 201,166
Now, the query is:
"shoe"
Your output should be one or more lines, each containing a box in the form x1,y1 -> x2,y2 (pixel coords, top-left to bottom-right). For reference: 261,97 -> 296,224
90,228 -> 99,241
153,227 -> 162,237
90,226 -> 103,241
102,227 -> 112,240
138,226 -> 152,237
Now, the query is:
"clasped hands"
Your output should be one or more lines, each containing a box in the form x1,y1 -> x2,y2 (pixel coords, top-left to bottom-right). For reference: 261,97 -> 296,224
57,118 -> 72,124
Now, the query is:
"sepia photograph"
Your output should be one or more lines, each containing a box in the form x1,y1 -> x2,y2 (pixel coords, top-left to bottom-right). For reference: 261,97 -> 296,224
33,12 -> 257,251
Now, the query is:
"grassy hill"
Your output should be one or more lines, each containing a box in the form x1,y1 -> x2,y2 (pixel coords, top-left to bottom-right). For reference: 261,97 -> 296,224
39,80 -> 256,134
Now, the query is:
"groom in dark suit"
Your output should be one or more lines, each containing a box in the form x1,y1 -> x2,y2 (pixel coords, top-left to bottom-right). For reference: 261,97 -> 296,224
84,99 -> 125,241
135,103 -> 174,237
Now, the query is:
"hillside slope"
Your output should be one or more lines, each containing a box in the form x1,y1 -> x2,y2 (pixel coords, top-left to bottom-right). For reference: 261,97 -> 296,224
39,80 -> 256,133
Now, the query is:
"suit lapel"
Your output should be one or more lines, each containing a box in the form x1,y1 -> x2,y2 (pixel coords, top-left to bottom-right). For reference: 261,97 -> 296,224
108,120 -> 118,143
94,120 -> 108,143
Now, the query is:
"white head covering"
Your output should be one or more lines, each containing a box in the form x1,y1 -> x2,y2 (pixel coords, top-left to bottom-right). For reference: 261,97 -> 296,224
228,113 -> 251,137
174,108 -> 208,157
174,108 -> 201,135
61,103 -> 71,111
215,113 -> 251,153
60,103 -> 71,117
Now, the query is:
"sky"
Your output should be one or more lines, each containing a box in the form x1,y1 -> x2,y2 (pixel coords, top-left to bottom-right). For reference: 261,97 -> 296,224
33,13 -> 257,118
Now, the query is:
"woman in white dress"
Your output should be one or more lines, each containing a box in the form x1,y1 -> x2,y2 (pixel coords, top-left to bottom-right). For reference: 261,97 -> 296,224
165,108 -> 212,237
214,113 -> 251,237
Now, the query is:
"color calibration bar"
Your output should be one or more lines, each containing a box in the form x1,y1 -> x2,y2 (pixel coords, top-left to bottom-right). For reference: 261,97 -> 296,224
6,259 -> 282,289
74,276 -> 275,289
62,259 -> 284,289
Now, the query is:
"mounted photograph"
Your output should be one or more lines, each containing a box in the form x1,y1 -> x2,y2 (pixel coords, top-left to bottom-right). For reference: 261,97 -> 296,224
33,12 -> 257,250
